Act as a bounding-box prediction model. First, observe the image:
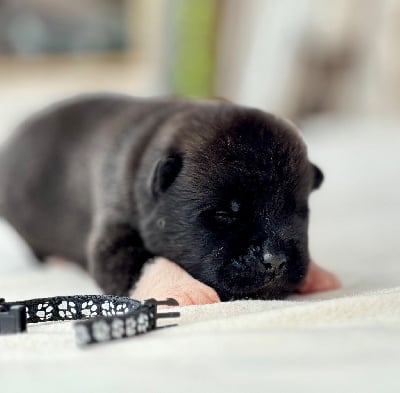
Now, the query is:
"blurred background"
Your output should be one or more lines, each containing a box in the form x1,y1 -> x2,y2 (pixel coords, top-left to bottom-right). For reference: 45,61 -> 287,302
1,0 -> 399,133
0,0 -> 399,290
1,3 -> 400,391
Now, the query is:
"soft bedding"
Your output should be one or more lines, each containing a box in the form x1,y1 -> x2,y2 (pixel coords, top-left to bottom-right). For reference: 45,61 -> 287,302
1,116 -> 399,393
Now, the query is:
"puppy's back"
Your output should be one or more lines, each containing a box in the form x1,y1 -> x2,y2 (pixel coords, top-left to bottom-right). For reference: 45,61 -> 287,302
0,94 -> 226,265
0,94 -> 144,263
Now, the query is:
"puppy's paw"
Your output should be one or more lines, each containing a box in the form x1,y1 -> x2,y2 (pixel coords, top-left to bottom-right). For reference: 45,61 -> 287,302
130,257 -> 221,306
297,261 -> 341,294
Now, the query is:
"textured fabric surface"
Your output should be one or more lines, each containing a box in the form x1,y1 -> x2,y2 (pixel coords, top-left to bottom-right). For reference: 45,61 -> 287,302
1,116 -> 399,392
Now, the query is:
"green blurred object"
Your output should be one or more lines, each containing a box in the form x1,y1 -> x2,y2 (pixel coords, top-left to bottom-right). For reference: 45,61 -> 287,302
172,0 -> 217,98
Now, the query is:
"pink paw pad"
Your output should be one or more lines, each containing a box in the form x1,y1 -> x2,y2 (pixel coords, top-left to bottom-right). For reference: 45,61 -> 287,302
297,261 -> 341,294
130,257 -> 220,306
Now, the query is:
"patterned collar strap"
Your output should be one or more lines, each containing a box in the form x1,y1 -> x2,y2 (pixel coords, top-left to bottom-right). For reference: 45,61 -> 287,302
0,295 -> 180,346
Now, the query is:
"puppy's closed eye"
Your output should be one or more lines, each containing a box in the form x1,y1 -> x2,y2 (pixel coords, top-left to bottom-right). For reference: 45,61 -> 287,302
213,210 -> 237,225
201,199 -> 241,228
201,209 -> 238,228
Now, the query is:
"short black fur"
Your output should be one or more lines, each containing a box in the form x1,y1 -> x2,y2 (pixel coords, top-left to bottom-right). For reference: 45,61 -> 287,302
0,95 -> 323,299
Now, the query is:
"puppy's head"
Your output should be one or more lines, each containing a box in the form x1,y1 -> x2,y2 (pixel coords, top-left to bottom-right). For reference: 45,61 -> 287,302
138,103 -> 323,300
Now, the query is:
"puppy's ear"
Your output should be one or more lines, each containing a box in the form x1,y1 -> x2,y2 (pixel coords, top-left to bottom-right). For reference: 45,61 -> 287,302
150,154 -> 183,197
311,163 -> 324,190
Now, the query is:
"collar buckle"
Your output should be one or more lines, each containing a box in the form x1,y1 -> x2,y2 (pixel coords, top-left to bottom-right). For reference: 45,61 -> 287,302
0,299 -> 27,335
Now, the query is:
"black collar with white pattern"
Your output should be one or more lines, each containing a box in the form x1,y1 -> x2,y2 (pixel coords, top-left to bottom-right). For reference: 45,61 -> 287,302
0,295 -> 180,346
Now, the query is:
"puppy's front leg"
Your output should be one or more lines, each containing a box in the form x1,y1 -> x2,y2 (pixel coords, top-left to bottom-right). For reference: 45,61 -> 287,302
88,222 -> 153,296
297,261 -> 341,294
131,257 -> 221,306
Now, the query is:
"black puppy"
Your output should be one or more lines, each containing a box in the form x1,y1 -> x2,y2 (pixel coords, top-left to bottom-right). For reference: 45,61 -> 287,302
0,94 -> 327,301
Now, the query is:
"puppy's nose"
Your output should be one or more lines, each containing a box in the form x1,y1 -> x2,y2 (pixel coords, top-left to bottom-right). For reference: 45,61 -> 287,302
262,253 -> 287,275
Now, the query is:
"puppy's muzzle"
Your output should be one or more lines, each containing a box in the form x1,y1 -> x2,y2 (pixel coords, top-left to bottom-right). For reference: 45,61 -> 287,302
262,253 -> 288,278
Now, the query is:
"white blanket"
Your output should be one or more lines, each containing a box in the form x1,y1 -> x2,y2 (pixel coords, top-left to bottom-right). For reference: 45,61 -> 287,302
1,116 -> 400,393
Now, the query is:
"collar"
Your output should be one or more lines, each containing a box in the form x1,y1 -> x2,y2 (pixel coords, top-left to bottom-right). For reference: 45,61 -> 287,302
0,295 -> 179,346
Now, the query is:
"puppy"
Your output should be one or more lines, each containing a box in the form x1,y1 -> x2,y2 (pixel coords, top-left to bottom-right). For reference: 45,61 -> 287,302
0,94 -> 340,303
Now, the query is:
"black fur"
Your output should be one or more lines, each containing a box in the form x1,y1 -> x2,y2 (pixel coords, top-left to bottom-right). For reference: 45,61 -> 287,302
0,94 -> 323,300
